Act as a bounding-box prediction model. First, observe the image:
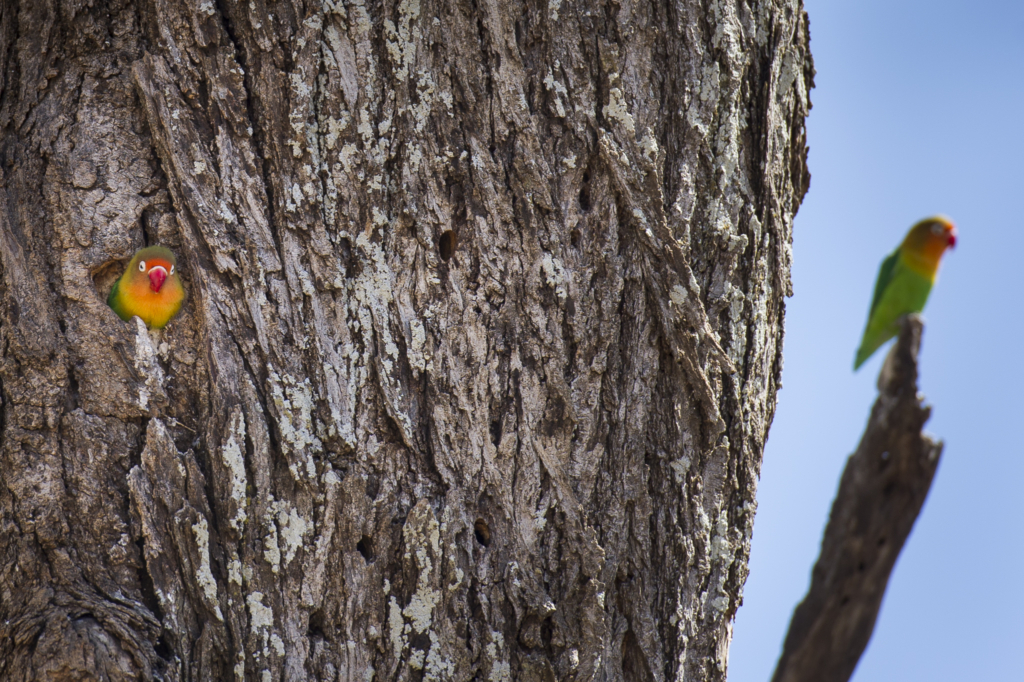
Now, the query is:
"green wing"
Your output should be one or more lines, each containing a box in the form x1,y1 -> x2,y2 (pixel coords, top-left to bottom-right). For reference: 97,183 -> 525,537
854,255 -> 932,369
866,249 -> 899,324
107,275 -> 131,322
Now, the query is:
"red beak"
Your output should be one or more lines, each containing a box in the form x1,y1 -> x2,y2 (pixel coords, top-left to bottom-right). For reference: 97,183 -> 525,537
149,267 -> 167,292
948,232 -> 957,249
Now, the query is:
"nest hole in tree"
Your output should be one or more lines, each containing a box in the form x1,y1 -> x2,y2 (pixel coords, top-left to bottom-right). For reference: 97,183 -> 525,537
154,636 -> 172,661
579,171 -> 592,212
438,230 -> 457,261
92,259 -> 126,302
474,519 -> 491,547
356,535 -> 374,562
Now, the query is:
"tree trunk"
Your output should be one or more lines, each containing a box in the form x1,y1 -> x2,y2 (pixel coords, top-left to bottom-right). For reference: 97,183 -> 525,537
0,0 -> 810,680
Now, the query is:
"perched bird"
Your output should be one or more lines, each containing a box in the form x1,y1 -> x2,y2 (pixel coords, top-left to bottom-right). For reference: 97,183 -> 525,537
107,245 -> 185,329
854,216 -> 956,369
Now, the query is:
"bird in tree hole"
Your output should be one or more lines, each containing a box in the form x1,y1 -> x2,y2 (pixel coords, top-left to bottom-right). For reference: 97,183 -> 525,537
855,216 -> 957,369
107,245 -> 185,330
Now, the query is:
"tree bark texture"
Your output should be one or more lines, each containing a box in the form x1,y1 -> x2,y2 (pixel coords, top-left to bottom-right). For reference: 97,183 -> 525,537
772,316 -> 942,682
0,1 -> 811,680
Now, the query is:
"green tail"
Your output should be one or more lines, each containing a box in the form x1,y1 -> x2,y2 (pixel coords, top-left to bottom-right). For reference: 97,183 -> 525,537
854,329 -> 897,370
107,276 -> 130,322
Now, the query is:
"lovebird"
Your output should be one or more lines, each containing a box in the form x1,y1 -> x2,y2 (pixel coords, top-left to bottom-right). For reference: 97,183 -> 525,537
854,216 -> 957,369
107,245 -> 185,329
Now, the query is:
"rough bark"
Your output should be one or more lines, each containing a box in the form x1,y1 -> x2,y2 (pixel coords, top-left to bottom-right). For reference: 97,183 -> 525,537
0,0 -> 811,680
771,316 -> 942,682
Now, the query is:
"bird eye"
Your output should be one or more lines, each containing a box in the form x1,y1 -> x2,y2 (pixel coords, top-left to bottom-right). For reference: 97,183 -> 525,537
139,260 -> 146,272
931,224 -> 943,236
170,265 -> 175,275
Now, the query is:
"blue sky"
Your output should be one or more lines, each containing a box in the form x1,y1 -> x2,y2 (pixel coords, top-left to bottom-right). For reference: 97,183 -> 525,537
728,1 -> 1024,681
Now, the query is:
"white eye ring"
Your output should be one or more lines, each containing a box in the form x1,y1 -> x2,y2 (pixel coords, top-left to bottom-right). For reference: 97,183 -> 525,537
931,224 -> 943,235
139,260 -> 146,272
170,265 -> 175,275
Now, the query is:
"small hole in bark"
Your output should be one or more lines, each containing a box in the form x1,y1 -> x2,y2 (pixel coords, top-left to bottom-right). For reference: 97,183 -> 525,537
570,229 -> 581,247
840,595 -> 850,606
356,536 -> 374,562
877,537 -> 887,547
474,519 -> 491,547
154,635 -> 172,661
308,610 -> 327,639
579,185 -> 591,212
438,230 -> 457,261
541,617 -> 554,646
409,633 -> 432,654
490,420 -> 502,447
858,562 -> 866,572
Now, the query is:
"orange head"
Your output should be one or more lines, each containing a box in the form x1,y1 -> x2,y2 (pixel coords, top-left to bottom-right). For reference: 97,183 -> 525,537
126,246 -> 178,293
900,216 -> 957,279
